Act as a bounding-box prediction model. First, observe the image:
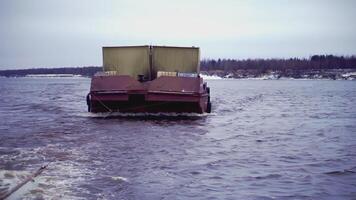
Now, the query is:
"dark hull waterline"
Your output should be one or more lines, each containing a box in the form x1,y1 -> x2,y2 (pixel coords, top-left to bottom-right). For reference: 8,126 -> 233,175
87,75 -> 211,113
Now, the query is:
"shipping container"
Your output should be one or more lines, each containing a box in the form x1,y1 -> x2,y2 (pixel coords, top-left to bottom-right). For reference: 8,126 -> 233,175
102,46 -> 150,79
152,46 -> 200,78
102,45 -> 200,81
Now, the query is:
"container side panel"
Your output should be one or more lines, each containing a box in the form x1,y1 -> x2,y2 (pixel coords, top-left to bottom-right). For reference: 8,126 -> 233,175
152,47 -> 200,77
103,47 -> 150,79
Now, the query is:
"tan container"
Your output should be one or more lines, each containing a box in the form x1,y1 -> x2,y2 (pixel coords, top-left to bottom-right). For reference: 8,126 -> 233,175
152,46 -> 200,78
102,46 -> 150,79
102,45 -> 200,80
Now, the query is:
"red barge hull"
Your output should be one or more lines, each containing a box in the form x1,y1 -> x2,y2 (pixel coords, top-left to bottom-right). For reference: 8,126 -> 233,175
87,75 -> 211,113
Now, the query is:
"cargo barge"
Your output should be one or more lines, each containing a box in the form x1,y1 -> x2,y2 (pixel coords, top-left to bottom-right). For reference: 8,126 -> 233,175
87,45 -> 211,113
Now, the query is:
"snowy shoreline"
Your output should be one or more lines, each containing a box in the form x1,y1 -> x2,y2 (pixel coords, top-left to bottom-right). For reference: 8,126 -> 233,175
1,72 -> 355,80
25,74 -> 83,77
200,69 -> 356,80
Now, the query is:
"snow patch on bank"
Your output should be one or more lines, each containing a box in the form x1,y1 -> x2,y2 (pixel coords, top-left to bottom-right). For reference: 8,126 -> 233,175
200,74 -> 222,80
26,74 -> 83,78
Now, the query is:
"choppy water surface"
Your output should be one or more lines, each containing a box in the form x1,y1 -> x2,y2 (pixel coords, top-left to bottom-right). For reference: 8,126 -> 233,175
0,77 -> 355,199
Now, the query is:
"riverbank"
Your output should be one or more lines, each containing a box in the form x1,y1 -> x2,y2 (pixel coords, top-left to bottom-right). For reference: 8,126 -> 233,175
1,67 -> 356,80
201,68 -> 356,80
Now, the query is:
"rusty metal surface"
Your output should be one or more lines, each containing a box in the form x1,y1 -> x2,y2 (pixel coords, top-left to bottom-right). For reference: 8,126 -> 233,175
148,76 -> 202,93
88,75 -> 209,113
90,75 -> 145,92
145,93 -> 201,102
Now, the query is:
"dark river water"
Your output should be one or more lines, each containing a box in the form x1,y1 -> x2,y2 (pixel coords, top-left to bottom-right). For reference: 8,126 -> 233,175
0,77 -> 355,200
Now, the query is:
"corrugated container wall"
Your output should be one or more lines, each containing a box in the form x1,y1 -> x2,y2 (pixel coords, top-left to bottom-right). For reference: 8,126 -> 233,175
102,46 -> 200,80
102,46 -> 150,78
152,46 -> 200,77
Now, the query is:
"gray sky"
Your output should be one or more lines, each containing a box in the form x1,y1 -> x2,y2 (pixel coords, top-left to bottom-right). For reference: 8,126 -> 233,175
1,0 -> 356,69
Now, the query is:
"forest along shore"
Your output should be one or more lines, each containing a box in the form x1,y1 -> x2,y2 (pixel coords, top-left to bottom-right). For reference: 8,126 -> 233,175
201,69 -> 356,80
1,55 -> 356,80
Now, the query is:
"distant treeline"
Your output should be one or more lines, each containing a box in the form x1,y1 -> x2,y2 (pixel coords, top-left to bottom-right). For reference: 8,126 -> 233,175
0,55 -> 355,77
201,55 -> 356,72
0,66 -> 101,77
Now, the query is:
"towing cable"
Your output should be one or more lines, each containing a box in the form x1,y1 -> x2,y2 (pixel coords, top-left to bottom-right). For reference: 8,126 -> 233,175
0,162 -> 52,200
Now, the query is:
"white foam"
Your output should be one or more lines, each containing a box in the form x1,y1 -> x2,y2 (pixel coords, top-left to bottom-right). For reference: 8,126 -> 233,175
111,176 -> 128,182
0,170 -> 44,200
0,143 -> 97,199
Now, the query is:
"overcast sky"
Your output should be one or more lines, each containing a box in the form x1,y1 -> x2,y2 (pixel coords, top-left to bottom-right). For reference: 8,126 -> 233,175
0,0 -> 355,69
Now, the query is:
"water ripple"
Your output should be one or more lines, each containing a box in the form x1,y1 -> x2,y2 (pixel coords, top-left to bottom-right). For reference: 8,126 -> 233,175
0,78 -> 356,199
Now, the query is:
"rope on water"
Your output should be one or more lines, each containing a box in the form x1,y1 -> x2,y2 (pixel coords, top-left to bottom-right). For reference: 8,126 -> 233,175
90,94 -> 113,113
90,93 -> 189,117
0,162 -> 52,200
90,93 -> 115,118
